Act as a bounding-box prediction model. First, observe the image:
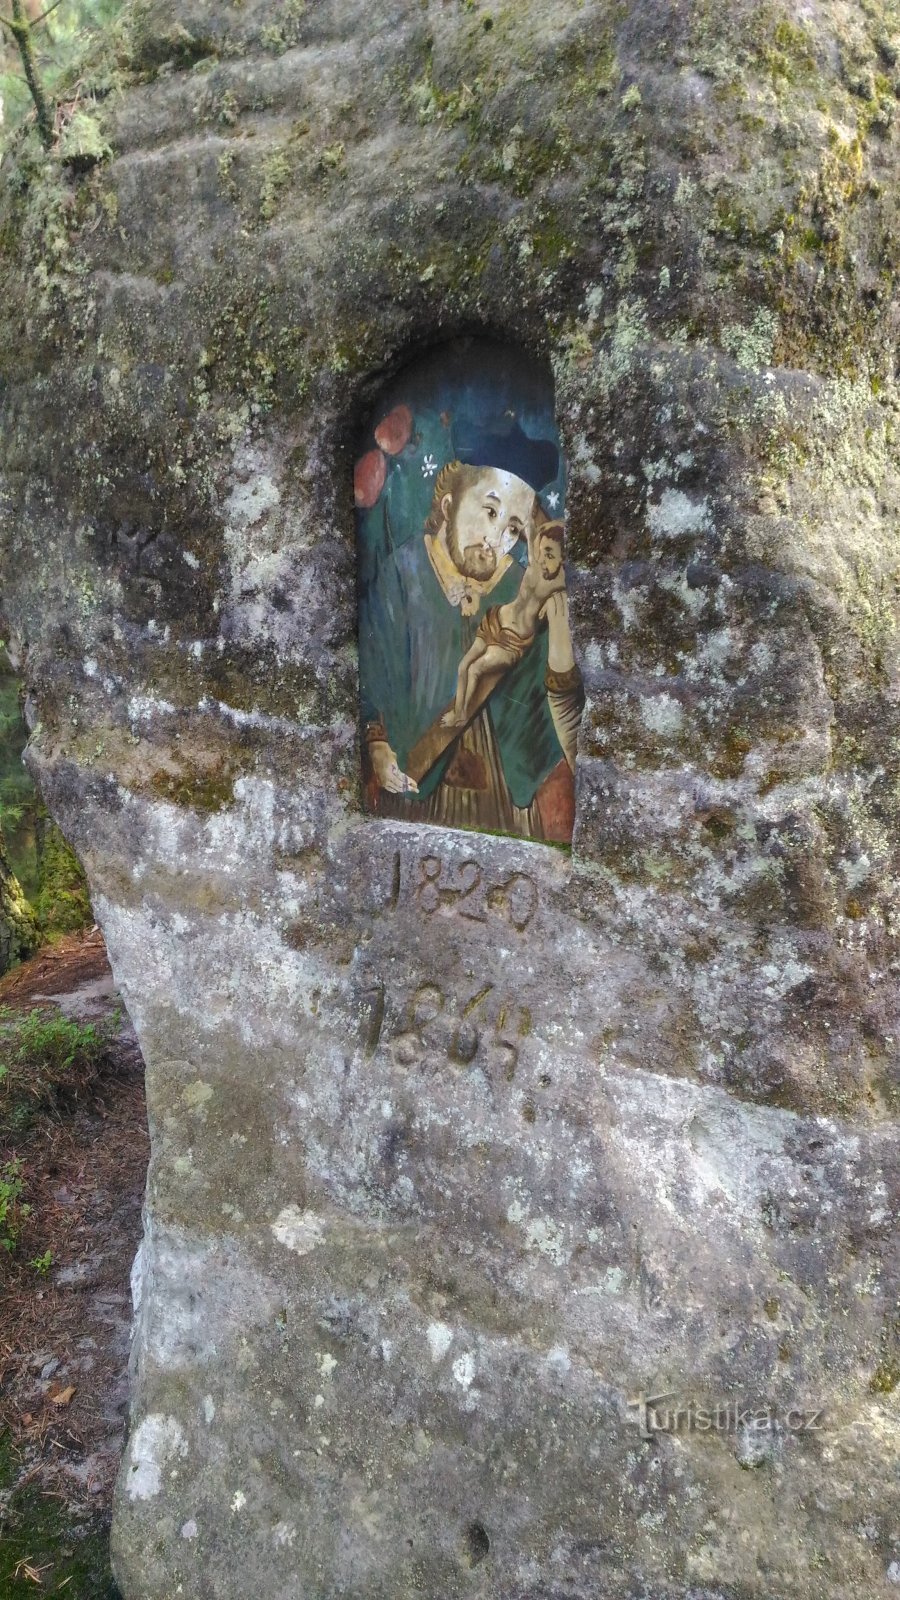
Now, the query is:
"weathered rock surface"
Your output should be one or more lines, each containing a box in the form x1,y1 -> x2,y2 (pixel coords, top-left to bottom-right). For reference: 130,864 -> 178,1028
0,0 -> 898,1595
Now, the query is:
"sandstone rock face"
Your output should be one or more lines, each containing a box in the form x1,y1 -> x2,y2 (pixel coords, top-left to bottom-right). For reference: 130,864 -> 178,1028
1,0 -> 899,1595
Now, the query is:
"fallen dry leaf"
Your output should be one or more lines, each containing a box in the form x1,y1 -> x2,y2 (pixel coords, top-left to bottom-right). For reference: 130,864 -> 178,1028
49,1386 -> 76,1407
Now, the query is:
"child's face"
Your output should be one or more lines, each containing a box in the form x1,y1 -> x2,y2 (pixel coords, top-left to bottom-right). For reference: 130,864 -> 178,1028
538,536 -> 563,579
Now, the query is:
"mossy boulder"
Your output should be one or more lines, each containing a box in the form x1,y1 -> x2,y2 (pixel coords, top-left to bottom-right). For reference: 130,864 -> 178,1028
34,818 -> 92,937
0,2 -> 898,1598
0,829 -> 38,975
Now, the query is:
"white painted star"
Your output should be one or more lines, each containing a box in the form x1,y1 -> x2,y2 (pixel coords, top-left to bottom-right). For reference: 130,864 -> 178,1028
422,454 -> 438,478
546,491 -> 560,511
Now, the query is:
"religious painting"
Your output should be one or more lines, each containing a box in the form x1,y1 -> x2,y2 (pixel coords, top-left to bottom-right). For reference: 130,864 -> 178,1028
355,340 -> 582,845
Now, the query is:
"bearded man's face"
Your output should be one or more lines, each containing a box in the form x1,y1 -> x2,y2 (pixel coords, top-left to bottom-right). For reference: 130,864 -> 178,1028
444,469 -> 535,581
538,536 -> 563,580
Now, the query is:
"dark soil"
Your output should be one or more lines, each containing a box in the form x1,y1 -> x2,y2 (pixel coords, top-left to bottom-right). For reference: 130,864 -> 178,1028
0,932 -> 148,1597
0,931 -> 112,1006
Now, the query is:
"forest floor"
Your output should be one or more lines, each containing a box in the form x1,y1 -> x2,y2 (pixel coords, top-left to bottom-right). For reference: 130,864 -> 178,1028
0,931 -> 147,1597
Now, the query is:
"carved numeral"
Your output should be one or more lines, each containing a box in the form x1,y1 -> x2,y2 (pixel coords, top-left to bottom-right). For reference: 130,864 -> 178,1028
378,975 -> 526,1092
415,856 -> 443,914
405,854 -> 538,929
456,860 -> 486,920
502,873 -> 538,931
360,981 -> 385,1057
409,981 -> 445,1028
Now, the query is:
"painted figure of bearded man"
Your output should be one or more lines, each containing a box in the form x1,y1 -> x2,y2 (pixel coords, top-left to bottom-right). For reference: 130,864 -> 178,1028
355,341 -> 583,844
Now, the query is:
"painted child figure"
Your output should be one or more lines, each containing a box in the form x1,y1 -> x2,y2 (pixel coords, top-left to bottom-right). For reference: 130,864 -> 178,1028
442,520 -> 567,728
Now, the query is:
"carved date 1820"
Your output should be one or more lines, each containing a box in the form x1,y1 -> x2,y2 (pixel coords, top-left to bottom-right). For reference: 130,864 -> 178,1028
385,852 -> 539,930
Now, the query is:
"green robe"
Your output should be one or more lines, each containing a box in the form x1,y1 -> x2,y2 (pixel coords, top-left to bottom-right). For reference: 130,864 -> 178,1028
359,532 -> 563,809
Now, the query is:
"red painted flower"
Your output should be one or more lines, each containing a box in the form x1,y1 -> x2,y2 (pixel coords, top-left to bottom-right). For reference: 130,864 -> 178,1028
374,404 -> 413,455
354,448 -> 387,508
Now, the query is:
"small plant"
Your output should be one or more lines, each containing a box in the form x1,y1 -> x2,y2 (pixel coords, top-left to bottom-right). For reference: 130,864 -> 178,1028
13,1008 -> 98,1067
0,1158 -> 30,1252
0,1005 -> 116,1135
30,1248 -> 52,1274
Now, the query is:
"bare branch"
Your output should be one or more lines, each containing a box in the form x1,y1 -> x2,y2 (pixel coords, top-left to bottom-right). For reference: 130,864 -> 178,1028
31,0 -> 64,29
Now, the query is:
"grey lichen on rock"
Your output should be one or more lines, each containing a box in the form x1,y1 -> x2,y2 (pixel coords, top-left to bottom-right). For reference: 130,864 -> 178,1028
0,0 -> 899,1596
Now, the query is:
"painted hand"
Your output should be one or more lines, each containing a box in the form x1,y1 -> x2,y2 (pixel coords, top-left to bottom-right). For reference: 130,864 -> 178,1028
369,740 -> 420,795
544,590 -> 568,621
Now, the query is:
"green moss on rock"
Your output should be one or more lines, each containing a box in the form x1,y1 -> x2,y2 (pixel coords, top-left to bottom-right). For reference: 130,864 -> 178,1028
34,820 -> 92,938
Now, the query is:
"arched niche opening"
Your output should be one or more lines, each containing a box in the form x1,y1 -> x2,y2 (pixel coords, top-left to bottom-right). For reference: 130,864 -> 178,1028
354,337 -> 582,846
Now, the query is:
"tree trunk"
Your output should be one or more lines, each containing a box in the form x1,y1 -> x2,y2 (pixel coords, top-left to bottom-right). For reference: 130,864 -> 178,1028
8,0 -> 53,148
